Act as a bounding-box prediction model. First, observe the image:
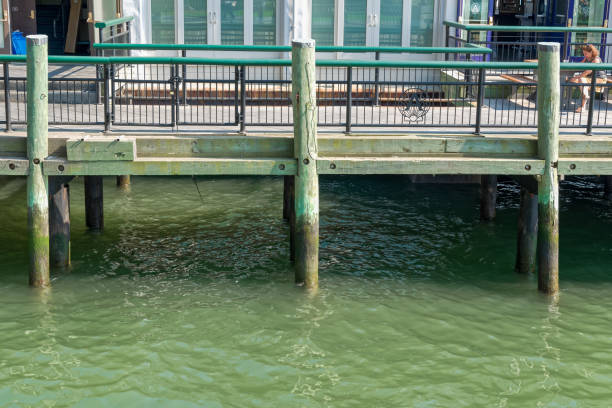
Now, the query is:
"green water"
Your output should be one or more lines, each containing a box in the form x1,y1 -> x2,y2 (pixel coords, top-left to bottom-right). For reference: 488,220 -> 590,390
1,175 -> 612,407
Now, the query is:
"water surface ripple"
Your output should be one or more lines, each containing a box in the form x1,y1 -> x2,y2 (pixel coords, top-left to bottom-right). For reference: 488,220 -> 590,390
1,175 -> 612,407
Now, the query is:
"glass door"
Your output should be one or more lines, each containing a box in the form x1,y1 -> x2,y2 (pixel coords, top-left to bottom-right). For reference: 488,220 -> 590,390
0,0 -> 9,54
343,0 -> 378,47
181,0 -> 280,57
571,0 -> 608,57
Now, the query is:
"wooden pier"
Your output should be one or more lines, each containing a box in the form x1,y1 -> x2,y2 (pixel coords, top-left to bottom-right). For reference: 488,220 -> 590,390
3,37 -> 612,294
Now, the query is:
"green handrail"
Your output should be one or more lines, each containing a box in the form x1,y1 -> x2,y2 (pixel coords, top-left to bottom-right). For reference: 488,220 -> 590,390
1,53 -> 609,71
94,16 -> 134,29
444,20 -> 612,33
93,43 -> 492,54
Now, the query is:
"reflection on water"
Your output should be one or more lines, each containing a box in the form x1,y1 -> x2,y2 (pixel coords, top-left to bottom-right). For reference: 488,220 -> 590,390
1,175 -> 612,406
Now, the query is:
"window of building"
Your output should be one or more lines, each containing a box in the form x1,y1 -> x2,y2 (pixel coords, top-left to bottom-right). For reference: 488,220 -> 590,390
379,0 -> 403,47
312,0 -> 335,46
253,0 -> 276,45
185,0 -> 207,44
221,0 -> 245,44
411,0 -> 434,46
573,0 -> 606,52
344,0 -> 367,46
152,0 -> 176,43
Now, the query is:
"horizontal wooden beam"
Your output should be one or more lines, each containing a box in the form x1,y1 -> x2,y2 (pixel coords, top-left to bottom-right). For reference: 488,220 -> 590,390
0,157 -> 29,175
558,158 -> 612,175
317,157 -> 545,175
43,157 -> 297,176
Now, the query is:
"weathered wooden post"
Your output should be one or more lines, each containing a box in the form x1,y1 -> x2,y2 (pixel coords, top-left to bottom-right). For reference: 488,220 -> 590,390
536,43 -> 560,294
85,176 -> 104,230
515,178 -> 538,274
292,39 -> 319,289
480,175 -> 497,221
49,177 -> 70,267
116,175 -> 130,188
26,35 -> 50,287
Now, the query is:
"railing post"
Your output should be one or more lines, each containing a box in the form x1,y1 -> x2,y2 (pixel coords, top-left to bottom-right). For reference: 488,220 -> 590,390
239,66 -> 246,133
234,66 -> 240,125
181,49 -> 187,106
103,63 -> 111,132
345,66 -> 352,134
536,42 -> 560,295
4,62 -> 11,131
26,35 -> 50,287
170,64 -> 177,128
373,51 -> 380,106
474,67 -> 485,135
586,72 -> 596,135
562,32 -> 569,61
292,39 -> 319,289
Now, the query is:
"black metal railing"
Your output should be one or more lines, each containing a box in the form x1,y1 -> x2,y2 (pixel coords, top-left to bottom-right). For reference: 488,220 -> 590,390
1,58 -> 611,135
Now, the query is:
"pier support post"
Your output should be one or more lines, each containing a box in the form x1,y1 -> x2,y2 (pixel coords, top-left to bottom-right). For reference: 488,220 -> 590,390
49,177 -> 70,267
480,175 -> 497,221
604,176 -> 612,201
515,180 -> 538,274
116,175 -> 130,188
536,43 -> 560,294
292,39 -> 319,289
283,175 -> 293,220
26,35 -> 50,287
85,176 -> 104,231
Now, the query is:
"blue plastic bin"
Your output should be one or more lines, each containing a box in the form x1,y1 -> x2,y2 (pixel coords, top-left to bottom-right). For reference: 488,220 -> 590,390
11,31 -> 26,55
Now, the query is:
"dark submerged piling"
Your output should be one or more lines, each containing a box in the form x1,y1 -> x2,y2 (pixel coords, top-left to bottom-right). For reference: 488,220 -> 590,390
480,175 -> 497,221
85,176 -> 104,230
515,178 -> 538,274
536,43 -> 560,294
27,35 -> 50,287
116,175 -> 130,188
292,39 -> 319,289
603,176 -> 612,201
49,177 -> 70,267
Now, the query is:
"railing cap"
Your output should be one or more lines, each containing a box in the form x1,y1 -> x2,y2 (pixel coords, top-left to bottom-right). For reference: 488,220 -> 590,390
94,15 -> 134,29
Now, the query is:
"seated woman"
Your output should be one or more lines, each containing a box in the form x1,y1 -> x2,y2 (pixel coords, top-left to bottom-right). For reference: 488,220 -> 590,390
568,44 -> 607,113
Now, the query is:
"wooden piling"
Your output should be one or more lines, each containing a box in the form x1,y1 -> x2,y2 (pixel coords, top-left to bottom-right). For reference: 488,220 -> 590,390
116,175 -> 130,188
536,43 -> 560,294
292,39 -> 319,289
85,176 -> 104,230
515,179 -> 538,274
26,35 -> 50,287
49,177 -> 70,267
480,175 -> 497,221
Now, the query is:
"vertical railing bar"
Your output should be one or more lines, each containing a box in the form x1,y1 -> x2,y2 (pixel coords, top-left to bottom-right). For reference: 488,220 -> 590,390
103,63 -> 111,131
345,66 -> 352,134
240,65 -> 246,133
586,72 -> 597,135
4,62 -> 10,131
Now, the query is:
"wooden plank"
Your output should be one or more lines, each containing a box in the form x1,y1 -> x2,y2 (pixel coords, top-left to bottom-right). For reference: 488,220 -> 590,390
558,158 -> 612,175
43,157 -> 297,176
64,0 -> 82,54
445,137 -> 536,155
0,156 -> 29,175
67,137 -> 136,161
317,157 -> 544,175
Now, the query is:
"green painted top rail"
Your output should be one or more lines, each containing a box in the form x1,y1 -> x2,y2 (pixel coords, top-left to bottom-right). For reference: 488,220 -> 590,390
94,16 -> 134,29
444,20 -> 612,33
93,43 -> 492,54
1,53 -> 609,71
